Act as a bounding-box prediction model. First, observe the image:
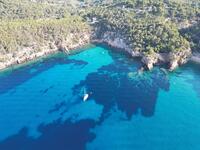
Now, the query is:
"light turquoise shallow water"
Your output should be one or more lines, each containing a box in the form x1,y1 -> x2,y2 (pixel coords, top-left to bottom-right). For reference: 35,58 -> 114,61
0,45 -> 200,150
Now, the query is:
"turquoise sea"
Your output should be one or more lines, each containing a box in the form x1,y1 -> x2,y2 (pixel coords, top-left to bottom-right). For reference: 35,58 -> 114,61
0,44 -> 200,150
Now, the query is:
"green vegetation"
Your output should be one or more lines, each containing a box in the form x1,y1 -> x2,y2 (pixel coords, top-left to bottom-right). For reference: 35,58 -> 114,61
0,0 -> 70,20
181,22 -> 200,52
0,17 -> 90,54
84,0 -> 200,22
0,0 -> 90,55
83,4 -> 191,55
0,0 -> 199,67
113,1 -> 197,21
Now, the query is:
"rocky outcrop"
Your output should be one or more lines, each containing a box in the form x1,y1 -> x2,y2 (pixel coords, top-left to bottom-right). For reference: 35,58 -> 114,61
168,50 -> 191,71
92,31 -> 142,57
0,32 -> 90,71
93,31 -> 192,71
141,54 -> 158,70
141,50 -> 191,71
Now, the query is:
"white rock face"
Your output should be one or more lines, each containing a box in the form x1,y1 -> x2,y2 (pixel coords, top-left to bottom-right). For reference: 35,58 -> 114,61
0,63 -> 6,70
102,32 -> 132,52
169,60 -> 179,71
141,54 -> 158,70
169,49 -> 191,71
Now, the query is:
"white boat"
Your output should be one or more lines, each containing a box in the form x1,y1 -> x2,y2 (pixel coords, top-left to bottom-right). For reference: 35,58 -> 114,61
83,93 -> 89,101
82,87 -> 89,102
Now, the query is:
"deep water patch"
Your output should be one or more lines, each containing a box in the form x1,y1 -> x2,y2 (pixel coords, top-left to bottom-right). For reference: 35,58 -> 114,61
0,119 -> 96,150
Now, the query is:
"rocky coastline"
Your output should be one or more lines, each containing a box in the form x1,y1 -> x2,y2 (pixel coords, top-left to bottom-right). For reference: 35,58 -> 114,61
0,32 -> 197,72
92,32 -> 192,71
0,33 -> 90,71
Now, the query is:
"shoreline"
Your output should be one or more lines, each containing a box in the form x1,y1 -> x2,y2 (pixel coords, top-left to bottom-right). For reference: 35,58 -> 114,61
92,38 -> 192,71
0,39 -> 199,72
0,42 -> 91,72
0,40 -> 136,72
0,32 -> 91,72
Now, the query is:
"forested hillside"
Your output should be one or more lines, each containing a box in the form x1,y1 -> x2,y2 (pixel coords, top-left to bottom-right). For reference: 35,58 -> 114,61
181,22 -> 200,52
83,6 -> 190,54
0,0 -> 199,70
81,0 -> 199,69
0,0 -> 90,55
0,0 -> 91,69
0,0 -> 68,20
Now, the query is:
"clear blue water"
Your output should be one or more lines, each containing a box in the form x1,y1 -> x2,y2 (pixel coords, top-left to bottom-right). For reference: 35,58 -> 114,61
0,44 -> 200,150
